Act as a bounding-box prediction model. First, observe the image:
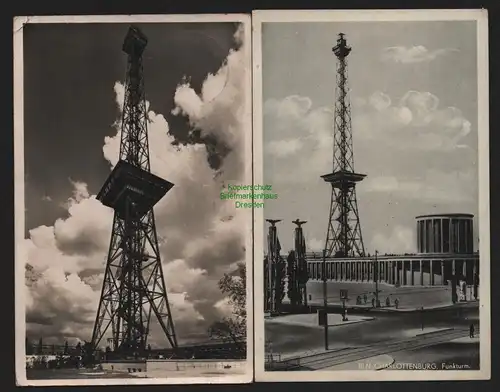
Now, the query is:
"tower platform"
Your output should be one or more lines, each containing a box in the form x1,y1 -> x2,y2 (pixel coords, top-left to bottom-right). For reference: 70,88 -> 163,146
321,170 -> 366,188
97,159 -> 174,218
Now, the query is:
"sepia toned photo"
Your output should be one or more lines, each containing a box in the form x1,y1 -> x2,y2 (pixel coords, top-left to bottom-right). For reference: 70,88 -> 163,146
253,9 -> 490,382
14,14 -> 253,386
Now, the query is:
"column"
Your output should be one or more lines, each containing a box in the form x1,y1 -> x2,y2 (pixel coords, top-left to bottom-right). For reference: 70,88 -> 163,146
441,261 -> 445,285
462,260 -> 467,280
423,220 -> 427,253
465,220 -> 469,253
430,260 -> 434,286
420,259 -> 423,286
410,261 -> 414,286
458,219 -> 461,253
441,218 -> 444,254
452,259 -> 456,277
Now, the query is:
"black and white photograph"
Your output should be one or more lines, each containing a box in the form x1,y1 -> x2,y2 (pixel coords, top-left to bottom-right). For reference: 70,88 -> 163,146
14,15 -> 252,385
253,10 -> 490,382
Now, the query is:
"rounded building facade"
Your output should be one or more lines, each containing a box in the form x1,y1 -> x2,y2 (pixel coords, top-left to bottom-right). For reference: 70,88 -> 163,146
416,214 -> 474,254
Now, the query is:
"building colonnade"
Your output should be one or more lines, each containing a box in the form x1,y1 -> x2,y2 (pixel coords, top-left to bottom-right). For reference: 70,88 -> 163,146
307,257 -> 479,286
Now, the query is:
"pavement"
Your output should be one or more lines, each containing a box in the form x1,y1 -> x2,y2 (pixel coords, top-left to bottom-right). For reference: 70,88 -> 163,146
265,313 -> 374,329
265,304 -> 480,369
275,327 -> 473,371
403,327 -> 453,338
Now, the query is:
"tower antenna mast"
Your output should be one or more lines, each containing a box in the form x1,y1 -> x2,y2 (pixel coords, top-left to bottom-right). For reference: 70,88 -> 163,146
91,26 -> 178,356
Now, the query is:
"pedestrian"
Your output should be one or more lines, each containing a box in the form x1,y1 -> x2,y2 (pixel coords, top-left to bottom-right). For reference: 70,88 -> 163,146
385,296 -> 390,307
394,298 -> 399,309
363,293 -> 367,304
470,323 -> 475,338
371,297 -> 375,308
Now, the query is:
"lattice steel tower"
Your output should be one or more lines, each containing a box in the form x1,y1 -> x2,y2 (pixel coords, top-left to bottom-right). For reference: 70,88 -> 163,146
322,33 -> 366,258
91,26 -> 178,355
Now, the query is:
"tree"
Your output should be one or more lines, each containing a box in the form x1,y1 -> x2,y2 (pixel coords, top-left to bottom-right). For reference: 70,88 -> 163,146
297,250 -> 309,306
37,338 -> 43,355
286,251 -> 300,306
75,341 -> 82,356
81,341 -> 95,367
25,338 -> 34,355
272,256 -> 286,313
208,262 -> 246,346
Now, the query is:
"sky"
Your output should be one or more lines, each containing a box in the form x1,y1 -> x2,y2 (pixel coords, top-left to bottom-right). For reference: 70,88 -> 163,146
261,21 -> 479,255
22,21 -> 249,346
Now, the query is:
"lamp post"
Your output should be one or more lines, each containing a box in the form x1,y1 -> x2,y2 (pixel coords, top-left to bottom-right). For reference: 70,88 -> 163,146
322,248 -> 329,350
374,250 -> 379,307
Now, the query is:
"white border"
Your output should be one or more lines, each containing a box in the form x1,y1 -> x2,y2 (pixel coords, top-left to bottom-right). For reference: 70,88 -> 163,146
14,14 -> 253,386
252,9 -> 490,382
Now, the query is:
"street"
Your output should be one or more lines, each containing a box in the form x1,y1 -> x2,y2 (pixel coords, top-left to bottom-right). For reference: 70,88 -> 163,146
265,305 -> 479,370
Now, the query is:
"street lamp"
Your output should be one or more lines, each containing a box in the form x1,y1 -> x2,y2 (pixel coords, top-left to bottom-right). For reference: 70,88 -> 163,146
322,248 -> 329,350
374,250 -> 379,308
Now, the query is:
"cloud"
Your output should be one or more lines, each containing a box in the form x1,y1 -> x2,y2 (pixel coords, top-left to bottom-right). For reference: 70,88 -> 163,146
263,92 -> 477,253
371,225 -> 415,254
364,169 -> 476,204
381,46 -> 458,64
262,95 -> 333,183
266,139 -> 303,158
24,26 -> 249,346
263,90 -> 473,188
353,91 -> 472,151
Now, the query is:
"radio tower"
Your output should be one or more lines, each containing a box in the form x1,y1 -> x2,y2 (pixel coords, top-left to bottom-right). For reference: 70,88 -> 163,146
292,219 -> 309,306
91,26 -> 178,356
265,219 -> 282,314
322,33 -> 366,259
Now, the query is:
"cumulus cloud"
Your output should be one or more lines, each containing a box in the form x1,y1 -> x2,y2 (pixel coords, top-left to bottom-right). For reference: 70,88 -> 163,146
364,169 -> 476,204
381,46 -> 458,64
263,91 -> 477,252
24,25 -> 249,346
263,90 -> 473,186
353,91 -> 472,150
371,225 -> 415,254
263,95 -> 333,183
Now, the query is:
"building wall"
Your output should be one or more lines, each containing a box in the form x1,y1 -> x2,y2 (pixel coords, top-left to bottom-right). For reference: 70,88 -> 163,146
417,214 -> 474,254
305,255 -> 479,287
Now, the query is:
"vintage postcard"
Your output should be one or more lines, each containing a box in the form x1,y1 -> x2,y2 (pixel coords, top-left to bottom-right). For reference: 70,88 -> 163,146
14,14 -> 253,385
253,9 -> 490,382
